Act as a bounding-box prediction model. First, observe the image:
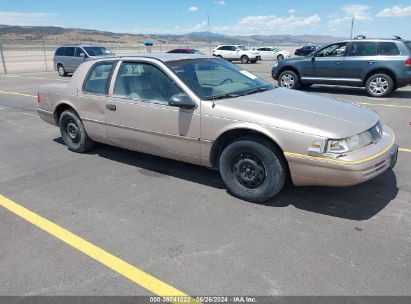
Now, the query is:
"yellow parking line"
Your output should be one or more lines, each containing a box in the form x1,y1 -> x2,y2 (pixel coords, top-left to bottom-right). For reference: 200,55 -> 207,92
0,194 -> 198,303
0,90 -> 36,98
399,148 -> 411,153
0,74 -> 67,82
360,103 -> 411,109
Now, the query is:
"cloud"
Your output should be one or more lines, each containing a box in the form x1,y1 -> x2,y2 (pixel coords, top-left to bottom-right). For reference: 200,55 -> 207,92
213,14 -> 321,35
193,21 -> 207,31
188,6 -> 198,12
376,5 -> 411,17
288,9 -> 296,14
214,0 -> 225,5
0,11 -> 58,26
328,4 -> 371,27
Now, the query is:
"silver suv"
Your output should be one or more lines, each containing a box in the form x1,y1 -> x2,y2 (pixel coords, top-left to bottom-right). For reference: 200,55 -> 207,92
53,45 -> 113,76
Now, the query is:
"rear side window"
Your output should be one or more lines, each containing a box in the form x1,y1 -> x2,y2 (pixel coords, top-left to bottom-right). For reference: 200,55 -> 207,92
379,42 -> 400,55
83,62 -> 115,94
218,46 -> 229,51
347,42 -> 376,56
64,47 -> 75,56
55,47 -> 64,56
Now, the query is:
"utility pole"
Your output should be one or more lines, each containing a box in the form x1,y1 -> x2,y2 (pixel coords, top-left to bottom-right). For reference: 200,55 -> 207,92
0,42 -> 7,74
207,12 -> 211,55
350,16 -> 355,39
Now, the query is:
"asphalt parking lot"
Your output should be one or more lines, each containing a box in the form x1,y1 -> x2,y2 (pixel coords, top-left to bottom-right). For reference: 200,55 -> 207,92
1,61 -> 411,298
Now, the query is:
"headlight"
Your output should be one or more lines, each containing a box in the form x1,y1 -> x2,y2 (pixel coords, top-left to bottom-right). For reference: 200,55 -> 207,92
326,122 -> 382,154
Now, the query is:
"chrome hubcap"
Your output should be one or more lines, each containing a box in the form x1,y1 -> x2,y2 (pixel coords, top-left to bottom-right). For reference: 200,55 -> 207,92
58,66 -> 64,75
369,77 -> 388,95
280,74 -> 294,88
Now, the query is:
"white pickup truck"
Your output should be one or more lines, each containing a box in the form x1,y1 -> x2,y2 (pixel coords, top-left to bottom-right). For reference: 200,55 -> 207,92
212,45 -> 260,64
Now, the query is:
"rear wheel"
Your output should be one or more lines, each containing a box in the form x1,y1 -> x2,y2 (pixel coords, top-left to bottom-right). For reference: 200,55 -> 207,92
57,64 -> 67,77
278,70 -> 300,89
59,110 -> 95,153
241,55 -> 249,64
219,138 -> 286,203
365,73 -> 394,97
277,54 -> 284,60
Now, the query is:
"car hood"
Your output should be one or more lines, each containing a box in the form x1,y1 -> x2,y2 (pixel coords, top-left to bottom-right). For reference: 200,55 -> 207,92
213,88 -> 379,139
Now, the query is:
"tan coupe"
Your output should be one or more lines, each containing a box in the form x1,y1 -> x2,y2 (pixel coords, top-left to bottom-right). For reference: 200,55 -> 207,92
37,54 -> 398,202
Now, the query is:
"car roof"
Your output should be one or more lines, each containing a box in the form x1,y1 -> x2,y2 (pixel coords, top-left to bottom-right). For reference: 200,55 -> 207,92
59,45 -> 106,48
90,53 -> 214,63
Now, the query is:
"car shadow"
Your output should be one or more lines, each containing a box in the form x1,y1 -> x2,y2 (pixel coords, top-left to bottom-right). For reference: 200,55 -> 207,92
302,85 -> 411,99
53,138 -> 399,221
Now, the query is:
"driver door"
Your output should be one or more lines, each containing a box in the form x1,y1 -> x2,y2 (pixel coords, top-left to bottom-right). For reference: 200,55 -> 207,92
302,42 -> 348,80
105,61 -> 202,164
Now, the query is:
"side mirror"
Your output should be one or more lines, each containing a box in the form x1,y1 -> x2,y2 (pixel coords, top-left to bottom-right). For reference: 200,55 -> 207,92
311,55 -> 316,61
169,93 -> 196,109
80,52 -> 86,58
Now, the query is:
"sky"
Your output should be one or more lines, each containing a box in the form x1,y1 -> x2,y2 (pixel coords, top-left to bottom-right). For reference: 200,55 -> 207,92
0,0 -> 411,38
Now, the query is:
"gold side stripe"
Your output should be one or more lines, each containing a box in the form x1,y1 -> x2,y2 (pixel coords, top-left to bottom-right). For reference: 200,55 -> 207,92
284,136 -> 396,165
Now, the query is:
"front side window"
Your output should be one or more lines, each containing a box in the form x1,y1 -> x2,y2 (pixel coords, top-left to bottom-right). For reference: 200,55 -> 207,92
166,58 -> 272,100
316,43 -> 347,57
83,62 -> 115,94
113,62 -> 182,104
378,42 -> 400,56
347,42 -> 376,56
237,46 -> 248,51
83,47 -> 113,56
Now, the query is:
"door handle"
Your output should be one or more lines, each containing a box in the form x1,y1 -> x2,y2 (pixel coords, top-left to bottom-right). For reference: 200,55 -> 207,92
368,60 -> 375,64
106,104 -> 116,111
335,61 -> 342,65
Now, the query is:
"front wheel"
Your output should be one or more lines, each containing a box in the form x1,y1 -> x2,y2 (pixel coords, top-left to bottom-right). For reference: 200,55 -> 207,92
278,70 -> 300,89
277,54 -> 284,60
365,73 -> 394,97
219,139 -> 286,203
59,110 -> 95,153
241,55 -> 249,64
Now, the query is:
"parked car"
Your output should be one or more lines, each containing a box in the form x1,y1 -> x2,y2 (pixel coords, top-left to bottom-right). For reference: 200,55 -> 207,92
294,45 -> 319,56
37,54 -> 398,203
272,36 -> 411,97
213,45 -> 260,63
255,47 -> 290,60
167,48 -> 206,55
53,45 -> 114,76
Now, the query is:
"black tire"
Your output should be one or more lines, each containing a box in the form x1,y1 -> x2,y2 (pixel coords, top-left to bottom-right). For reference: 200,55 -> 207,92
278,70 -> 300,89
219,138 -> 286,203
59,110 -> 95,153
277,54 -> 284,60
57,64 -> 67,77
250,59 -> 258,64
365,73 -> 394,97
216,55 -> 223,59
241,55 -> 249,64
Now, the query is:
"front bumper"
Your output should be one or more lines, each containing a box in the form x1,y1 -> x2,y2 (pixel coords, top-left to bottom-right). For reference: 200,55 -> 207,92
285,127 -> 398,187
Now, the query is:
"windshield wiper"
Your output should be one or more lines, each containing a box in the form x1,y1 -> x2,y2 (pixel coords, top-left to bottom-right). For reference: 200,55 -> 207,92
204,93 -> 241,101
244,86 -> 271,96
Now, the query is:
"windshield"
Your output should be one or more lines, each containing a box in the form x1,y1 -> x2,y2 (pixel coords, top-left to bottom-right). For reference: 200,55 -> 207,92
237,45 -> 248,51
166,58 -> 273,100
83,47 -> 113,56
405,41 -> 411,51
193,49 -> 206,55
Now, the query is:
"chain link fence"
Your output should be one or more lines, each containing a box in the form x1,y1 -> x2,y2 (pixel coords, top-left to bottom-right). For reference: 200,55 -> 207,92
0,42 -> 303,74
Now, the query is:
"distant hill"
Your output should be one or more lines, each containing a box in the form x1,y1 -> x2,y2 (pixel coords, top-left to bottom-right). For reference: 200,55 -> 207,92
0,25 -> 344,46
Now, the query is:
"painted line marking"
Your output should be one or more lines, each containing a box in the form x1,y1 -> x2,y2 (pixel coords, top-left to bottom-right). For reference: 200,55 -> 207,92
0,90 -> 36,98
399,148 -> 411,153
360,103 -> 411,109
0,194 -> 198,303
0,74 -> 67,82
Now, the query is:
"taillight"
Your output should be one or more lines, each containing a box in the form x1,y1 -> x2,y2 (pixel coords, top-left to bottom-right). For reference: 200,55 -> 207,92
405,58 -> 411,67
37,92 -> 40,103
